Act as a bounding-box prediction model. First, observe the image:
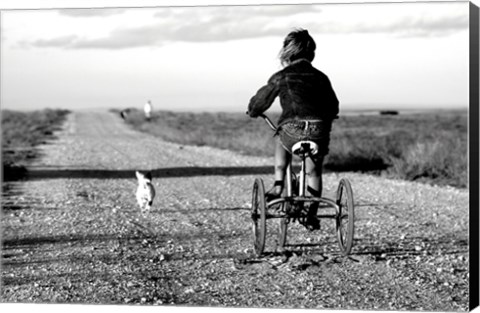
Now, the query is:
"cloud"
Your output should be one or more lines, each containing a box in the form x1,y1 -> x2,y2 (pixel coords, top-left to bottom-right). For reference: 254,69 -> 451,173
27,5 -> 320,50
25,4 -> 468,50
28,35 -> 79,48
326,13 -> 469,38
58,8 -> 126,17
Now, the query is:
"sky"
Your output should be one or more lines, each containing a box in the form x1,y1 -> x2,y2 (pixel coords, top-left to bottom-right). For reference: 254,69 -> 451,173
0,0 -> 472,113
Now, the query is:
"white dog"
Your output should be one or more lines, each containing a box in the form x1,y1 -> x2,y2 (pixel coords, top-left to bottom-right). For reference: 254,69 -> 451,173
135,171 -> 155,214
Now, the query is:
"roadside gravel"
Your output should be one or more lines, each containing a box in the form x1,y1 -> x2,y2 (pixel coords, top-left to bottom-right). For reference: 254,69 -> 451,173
1,110 -> 469,310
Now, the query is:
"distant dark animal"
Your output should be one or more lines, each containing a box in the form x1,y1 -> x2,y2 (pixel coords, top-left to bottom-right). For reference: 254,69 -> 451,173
120,109 -> 131,120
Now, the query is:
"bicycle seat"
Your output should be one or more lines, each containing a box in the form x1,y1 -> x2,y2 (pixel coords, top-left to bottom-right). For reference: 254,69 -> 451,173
292,140 -> 319,156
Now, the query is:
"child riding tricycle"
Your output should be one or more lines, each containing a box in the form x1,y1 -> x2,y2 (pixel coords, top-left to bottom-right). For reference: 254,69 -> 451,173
246,28 -> 354,256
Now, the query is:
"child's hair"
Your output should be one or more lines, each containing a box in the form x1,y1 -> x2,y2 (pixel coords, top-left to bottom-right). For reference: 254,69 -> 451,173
279,28 -> 316,67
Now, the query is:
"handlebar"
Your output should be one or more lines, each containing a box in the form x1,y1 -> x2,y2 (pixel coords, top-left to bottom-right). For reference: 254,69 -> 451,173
246,111 -> 277,132
247,111 -> 339,134
259,114 -> 277,132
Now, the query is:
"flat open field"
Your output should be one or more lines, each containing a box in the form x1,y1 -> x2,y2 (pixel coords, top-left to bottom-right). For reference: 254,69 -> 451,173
1,109 -> 470,310
1,109 -> 70,180
118,108 -> 468,188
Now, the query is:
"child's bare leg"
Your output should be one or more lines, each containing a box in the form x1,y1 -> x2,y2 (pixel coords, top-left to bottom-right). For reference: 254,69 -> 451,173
270,139 -> 290,195
305,155 -> 324,229
306,155 -> 323,197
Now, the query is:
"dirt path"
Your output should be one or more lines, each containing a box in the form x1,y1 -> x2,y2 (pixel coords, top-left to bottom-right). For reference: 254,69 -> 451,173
1,110 -> 469,310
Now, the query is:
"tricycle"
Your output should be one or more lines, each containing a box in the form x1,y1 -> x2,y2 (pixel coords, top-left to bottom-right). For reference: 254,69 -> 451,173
251,114 -> 355,256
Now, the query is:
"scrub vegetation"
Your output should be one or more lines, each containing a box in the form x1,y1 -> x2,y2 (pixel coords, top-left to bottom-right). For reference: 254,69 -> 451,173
1,109 -> 70,180
115,108 -> 468,188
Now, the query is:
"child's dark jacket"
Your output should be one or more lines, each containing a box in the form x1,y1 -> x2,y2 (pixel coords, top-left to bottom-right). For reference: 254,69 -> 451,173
248,59 -> 339,125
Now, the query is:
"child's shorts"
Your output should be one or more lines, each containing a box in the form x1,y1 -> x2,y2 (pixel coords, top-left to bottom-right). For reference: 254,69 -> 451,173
277,119 -> 332,156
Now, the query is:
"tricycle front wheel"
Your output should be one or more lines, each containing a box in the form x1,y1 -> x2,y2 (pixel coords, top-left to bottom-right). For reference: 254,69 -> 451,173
335,178 -> 355,256
251,178 -> 267,256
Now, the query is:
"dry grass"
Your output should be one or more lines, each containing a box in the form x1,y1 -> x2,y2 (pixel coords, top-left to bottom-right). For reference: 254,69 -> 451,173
115,108 -> 468,188
1,109 -> 70,180
327,112 -> 468,187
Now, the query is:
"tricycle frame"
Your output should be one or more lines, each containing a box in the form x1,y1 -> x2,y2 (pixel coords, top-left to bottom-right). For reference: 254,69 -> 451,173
250,114 -> 355,257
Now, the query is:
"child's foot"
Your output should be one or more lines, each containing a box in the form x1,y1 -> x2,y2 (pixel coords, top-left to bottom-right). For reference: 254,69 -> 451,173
304,203 -> 320,231
265,186 -> 282,202
305,216 -> 320,231
265,181 -> 283,202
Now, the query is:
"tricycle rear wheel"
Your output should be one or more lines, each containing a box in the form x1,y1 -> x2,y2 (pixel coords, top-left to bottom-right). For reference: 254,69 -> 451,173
251,178 -> 267,256
335,178 -> 355,256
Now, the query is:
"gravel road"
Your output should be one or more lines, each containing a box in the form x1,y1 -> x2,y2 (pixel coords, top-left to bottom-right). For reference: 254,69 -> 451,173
1,110 -> 470,310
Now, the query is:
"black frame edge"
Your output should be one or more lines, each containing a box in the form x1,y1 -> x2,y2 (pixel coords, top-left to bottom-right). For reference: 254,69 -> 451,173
470,1 -> 480,311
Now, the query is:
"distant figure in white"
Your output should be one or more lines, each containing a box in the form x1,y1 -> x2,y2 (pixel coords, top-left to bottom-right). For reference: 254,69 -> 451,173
136,171 -> 155,214
144,100 -> 153,121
